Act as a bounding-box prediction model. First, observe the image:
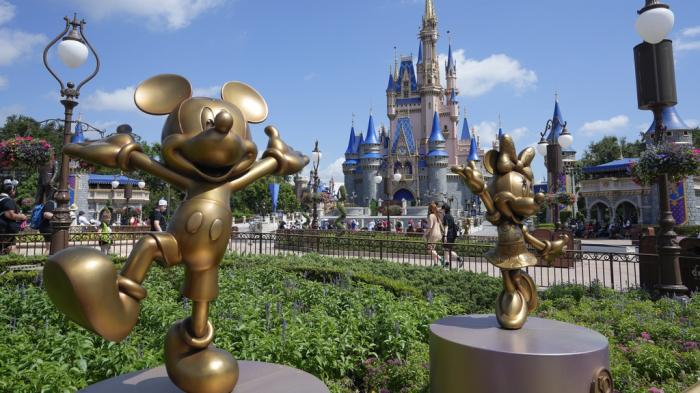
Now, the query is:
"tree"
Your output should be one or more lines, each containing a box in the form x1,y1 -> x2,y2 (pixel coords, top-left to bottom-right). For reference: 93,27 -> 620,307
693,128 -> 700,148
579,136 -> 645,169
230,176 -> 299,217
0,115 -> 62,149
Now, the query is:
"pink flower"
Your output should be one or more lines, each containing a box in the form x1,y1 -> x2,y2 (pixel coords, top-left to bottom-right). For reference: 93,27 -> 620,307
640,331 -> 652,341
648,388 -> 664,393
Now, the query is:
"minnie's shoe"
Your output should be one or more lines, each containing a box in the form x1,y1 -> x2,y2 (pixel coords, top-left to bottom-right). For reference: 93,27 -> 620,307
44,247 -> 144,342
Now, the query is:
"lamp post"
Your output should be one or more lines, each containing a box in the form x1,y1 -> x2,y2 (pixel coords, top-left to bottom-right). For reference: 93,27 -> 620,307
311,140 -> 322,230
537,121 -> 573,229
633,0 -> 687,296
43,14 -> 99,255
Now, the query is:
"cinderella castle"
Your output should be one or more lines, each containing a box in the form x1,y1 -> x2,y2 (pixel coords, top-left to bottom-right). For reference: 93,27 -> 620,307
343,0 -> 486,211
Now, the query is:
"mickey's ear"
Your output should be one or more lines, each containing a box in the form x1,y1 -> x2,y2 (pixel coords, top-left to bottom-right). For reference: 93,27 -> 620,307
221,81 -> 268,123
134,74 -> 192,115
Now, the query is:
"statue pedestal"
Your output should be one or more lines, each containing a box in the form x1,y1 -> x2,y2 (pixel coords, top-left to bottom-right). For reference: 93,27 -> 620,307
430,315 -> 610,393
79,360 -> 329,393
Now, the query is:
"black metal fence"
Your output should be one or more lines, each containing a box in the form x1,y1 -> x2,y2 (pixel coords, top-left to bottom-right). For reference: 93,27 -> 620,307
0,230 -> 673,291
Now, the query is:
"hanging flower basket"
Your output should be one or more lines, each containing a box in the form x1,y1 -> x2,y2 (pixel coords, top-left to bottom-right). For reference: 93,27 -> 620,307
0,136 -> 53,169
545,192 -> 576,206
630,145 -> 700,186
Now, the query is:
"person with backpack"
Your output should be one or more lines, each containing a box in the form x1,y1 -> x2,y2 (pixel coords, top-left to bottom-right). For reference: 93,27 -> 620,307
0,180 -> 27,254
442,204 -> 463,268
37,189 -> 57,254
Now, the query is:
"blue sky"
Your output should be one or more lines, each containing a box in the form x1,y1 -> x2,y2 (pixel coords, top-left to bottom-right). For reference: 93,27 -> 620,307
0,0 -> 698,184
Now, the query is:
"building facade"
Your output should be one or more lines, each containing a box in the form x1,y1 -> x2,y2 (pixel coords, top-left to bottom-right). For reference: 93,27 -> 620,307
343,0 -> 487,211
580,106 -> 700,226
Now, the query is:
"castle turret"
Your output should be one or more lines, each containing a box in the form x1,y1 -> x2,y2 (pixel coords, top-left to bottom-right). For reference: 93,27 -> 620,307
418,0 -> 443,152
445,39 -> 458,99
467,135 -> 479,162
359,114 -> 383,203
386,70 -> 396,120
342,124 -> 358,200
426,111 -> 449,202
416,41 -> 424,87
460,113 -> 471,141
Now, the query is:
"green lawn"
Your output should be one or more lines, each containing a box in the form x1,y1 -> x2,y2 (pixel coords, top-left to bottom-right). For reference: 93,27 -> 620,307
0,253 -> 697,393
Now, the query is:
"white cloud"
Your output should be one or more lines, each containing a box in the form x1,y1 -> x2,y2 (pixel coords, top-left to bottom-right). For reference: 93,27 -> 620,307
471,121 -> 528,148
193,86 -> 219,97
0,104 -> 23,125
676,39 -> 700,52
67,0 -> 227,30
579,115 -> 630,135
82,86 -> 136,112
318,156 -> 344,184
0,1 -> 15,25
682,26 -> 700,37
0,29 -> 46,66
439,50 -> 537,97
686,119 -> 699,129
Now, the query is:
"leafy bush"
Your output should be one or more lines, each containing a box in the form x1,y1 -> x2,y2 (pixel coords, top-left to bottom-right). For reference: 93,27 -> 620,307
1,254 -> 698,392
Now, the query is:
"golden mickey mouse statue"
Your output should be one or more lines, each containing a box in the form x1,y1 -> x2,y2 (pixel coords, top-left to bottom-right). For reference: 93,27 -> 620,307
452,134 -> 568,330
43,74 -> 308,393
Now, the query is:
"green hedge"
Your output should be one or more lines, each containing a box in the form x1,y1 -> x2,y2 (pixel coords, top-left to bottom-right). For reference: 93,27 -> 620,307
1,254 -> 698,392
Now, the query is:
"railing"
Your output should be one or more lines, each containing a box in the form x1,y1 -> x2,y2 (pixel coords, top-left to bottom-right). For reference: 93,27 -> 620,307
0,230 -> 677,291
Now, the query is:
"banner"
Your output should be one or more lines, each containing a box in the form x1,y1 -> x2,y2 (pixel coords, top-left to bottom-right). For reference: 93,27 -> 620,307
269,183 -> 280,212
670,180 -> 688,225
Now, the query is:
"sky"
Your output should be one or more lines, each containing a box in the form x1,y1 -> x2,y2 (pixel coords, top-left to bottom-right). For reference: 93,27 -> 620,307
0,0 -> 698,185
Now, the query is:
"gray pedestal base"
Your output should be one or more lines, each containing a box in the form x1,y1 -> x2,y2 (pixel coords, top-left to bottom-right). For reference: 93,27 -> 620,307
79,360 -> 330,393
430,315 -> 610,393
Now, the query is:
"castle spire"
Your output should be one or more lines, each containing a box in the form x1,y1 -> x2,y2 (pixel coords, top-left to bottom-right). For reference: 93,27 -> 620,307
460,113 -> 470,141
363,113 -> 379,145
467,136 -> 479,161
428,111 -> 444,143
417,41 -> 423,65
547,96 -> 565,143
424,0 -> 435,21
393,46 -> 399,81
446,31 -> 456,74
345,124 -> 357,154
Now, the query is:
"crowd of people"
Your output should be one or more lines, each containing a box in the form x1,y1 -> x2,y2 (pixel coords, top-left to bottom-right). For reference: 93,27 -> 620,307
0,178 -> 170,255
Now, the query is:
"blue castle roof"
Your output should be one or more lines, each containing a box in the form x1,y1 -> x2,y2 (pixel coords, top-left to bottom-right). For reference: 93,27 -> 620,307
428,112 -> 444,143
88,174 -> 142,186
394,58 -> 418,92
583,158 -> 639,174
386,73 -> 394,92
450,89 -> 457,103
362,115 -> 379,145
497,127 -> 503,141
460,117 -> 470,140
354,132 -> 364,152
345,126 -> 357,154
467,137 -> 479,161
391,117 -> 417,155
646,106 -> 690,133
547,100 -> 565,143
446,43 -> 456,73
427,150 -> 448,157
417,41 -> 423,65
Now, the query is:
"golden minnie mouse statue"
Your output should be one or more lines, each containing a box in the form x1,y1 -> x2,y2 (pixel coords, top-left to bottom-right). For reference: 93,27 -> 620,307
44,74 -> 308,393
452,134 -> 568,330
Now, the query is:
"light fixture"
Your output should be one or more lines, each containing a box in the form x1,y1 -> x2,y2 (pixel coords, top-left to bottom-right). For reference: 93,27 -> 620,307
111,178 -> 120,189
56,17 -> 89,68
311,140 -> 322,169
635,1 -> 674,44
393,172 -> 402,182
557,127 -> 574,149
137,180 -> 146,189
536,136 -> 548,156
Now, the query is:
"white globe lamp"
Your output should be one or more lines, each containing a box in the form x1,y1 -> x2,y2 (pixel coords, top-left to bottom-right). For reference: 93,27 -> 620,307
393,173 -> 402,182
57,38 -> 89,69
635,3 -> 674,44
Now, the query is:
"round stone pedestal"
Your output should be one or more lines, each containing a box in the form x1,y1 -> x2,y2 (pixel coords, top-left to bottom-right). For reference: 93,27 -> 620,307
79,360 -> 329,393
430,315 -> 610,393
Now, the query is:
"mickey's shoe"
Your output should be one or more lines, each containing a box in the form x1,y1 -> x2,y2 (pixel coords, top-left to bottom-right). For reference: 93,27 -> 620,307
44,247 -> 144,342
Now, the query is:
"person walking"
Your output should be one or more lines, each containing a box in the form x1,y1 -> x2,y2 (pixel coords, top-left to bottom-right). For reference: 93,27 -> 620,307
150,199 -> 168,232
0,180 -> 27,254
442,204 -> 463,268
97,208 -> 113,255
423,202 -> 444,266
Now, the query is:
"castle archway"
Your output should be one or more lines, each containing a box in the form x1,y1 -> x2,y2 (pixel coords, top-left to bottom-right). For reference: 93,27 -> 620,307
393,189 -> 414,201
